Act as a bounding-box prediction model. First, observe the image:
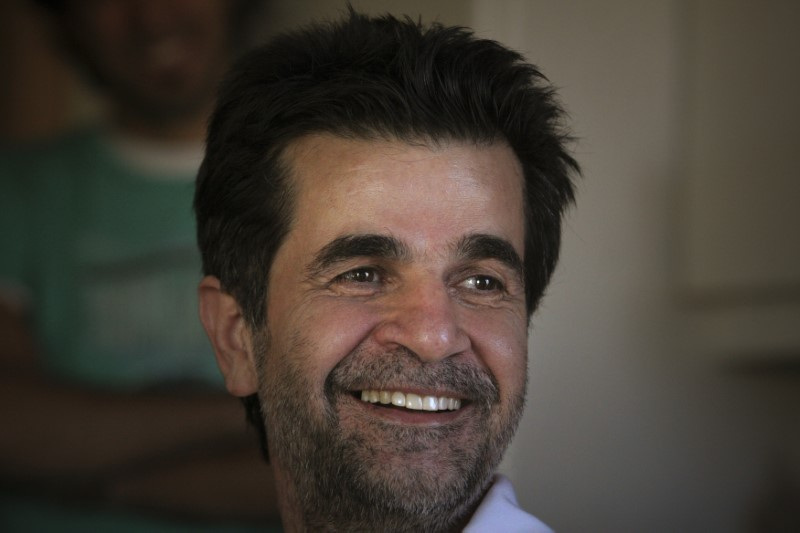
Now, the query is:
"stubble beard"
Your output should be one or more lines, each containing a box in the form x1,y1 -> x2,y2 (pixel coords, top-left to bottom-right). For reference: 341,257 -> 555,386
253,329 -> 526,532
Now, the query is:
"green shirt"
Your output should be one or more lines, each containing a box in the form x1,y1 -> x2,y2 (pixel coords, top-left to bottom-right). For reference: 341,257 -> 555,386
0,128 -> 278,532
0,128 -> 220,389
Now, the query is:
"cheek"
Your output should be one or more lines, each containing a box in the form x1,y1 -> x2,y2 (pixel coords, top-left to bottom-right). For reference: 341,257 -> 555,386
463,311 -> 528,397
267,295 -> 380,386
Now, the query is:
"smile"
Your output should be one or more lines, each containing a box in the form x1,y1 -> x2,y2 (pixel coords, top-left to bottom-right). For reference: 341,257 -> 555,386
359,390 -> 462,411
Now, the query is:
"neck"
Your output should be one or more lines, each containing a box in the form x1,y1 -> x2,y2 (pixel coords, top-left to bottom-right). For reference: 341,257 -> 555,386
273,462 -> 481,533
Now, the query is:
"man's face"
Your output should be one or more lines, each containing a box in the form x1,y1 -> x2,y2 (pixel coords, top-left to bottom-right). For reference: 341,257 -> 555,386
256,135 -> 529,527
64,0 -> 230,120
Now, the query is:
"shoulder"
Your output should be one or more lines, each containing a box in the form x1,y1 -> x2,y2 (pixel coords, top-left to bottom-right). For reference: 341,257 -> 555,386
0,127 -> 107,274
0,126 -> 106,183
463,475 -> 554,533
1,126 -> 104,159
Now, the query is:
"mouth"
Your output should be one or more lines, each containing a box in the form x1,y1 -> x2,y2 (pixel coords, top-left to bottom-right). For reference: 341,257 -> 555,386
358,389 -> 462,412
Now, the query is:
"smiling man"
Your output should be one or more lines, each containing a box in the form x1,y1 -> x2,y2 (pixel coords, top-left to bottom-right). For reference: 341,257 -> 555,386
195,9 -> 578,532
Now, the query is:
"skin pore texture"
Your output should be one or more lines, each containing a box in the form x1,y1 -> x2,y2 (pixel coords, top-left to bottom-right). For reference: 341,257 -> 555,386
208,134 -> 531,531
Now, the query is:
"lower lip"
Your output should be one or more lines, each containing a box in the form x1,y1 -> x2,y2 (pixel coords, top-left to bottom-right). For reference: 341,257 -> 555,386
343,394 -> 468,426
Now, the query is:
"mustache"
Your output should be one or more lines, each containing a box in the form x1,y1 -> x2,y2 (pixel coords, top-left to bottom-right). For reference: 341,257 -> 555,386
325,346 -> 500,405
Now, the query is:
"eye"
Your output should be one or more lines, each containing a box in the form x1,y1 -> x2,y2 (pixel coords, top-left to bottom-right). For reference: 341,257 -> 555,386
461,275 -> 504,292
334,267 -> 382,285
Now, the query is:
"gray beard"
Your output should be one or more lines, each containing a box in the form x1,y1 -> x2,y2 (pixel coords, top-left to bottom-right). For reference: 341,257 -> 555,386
254,330 -> 526,532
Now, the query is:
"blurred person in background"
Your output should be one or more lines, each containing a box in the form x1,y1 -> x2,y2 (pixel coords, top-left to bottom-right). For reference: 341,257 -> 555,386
0,1 -> 279,530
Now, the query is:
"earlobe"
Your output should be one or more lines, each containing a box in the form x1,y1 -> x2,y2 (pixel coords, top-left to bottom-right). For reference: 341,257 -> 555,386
198,276 -> 258,396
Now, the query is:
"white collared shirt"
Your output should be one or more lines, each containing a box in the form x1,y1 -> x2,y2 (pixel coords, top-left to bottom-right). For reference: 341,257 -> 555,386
464,475 -> 554,532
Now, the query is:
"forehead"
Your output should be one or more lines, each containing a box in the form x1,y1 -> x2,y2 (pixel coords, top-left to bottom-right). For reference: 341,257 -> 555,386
280,134 -> 525,259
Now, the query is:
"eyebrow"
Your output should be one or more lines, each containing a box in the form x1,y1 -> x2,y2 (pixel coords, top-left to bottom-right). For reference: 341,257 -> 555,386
306,232 -> 524,280
307,234 -> 410,276
456,234 -> 524,279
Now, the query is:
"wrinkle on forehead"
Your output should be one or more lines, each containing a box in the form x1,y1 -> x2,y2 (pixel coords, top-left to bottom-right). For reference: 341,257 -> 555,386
279,134 -> 526,267
285,133 -> 521,192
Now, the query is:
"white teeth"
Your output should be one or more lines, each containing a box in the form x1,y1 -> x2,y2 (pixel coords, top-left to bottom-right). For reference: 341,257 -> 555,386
423,396 -> 439,411
406,393 -> 423,410
359,390 -> 462,411
391,392 -> 406,407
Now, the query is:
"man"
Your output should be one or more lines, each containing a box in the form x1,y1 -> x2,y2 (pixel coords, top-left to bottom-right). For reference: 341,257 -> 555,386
196,9 -> 578,532
0,1 -> 278,530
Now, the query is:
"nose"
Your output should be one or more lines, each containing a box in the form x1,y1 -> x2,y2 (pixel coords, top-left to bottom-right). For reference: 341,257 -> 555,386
372,278 -> 470,363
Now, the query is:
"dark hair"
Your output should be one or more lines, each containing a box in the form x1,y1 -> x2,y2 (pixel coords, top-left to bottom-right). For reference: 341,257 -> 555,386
195,8 -> 579,459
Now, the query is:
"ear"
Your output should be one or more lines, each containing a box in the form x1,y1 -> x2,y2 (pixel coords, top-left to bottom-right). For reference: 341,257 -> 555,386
198,276 -> 258,397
